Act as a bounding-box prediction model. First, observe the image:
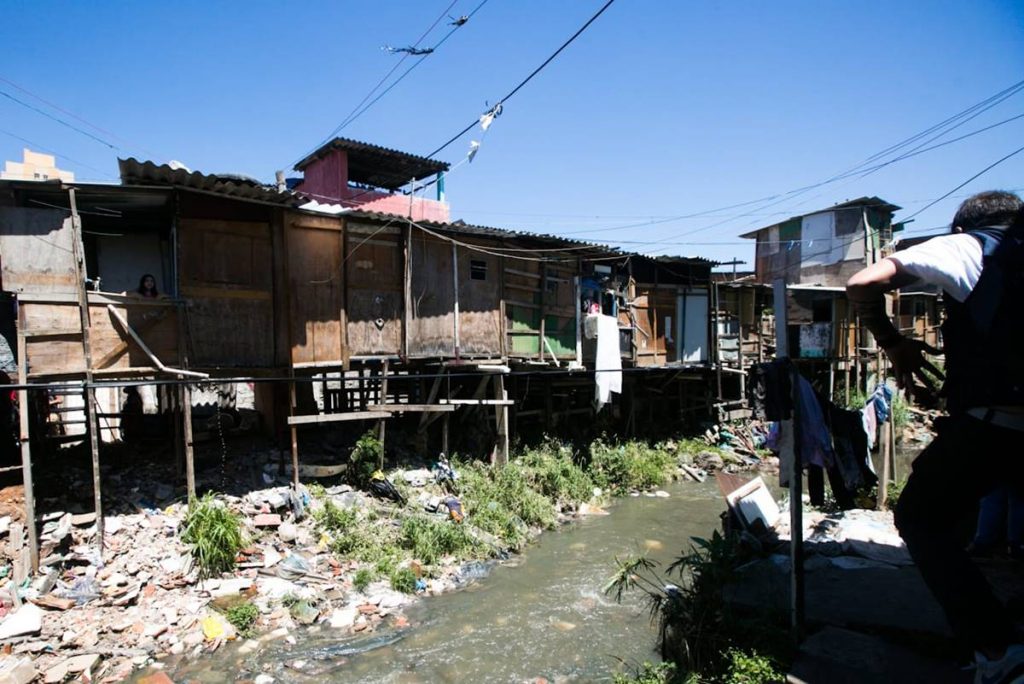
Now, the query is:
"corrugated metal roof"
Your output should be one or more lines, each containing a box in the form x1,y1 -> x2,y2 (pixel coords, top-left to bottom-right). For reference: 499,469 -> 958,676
118,158 -> 302,205
293,137 -> 449,191
336,208 -> 716,264
738,196 -> 902,239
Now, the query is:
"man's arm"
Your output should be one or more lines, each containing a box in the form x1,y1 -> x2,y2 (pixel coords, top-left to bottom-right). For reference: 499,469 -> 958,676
846,258 -> 919,348
846,258 -> 943,401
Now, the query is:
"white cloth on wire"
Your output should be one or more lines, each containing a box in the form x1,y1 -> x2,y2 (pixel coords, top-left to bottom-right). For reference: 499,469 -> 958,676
594,314 -> 622,410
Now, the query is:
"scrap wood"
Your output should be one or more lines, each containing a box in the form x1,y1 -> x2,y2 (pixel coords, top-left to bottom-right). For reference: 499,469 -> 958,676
29,595 -> 74,611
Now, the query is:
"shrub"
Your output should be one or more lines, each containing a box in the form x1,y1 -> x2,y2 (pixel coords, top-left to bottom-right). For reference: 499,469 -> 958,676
723,649 -> 784,684
390,567 -> 417,594
612,661 -> 677,684
519,439 -> 595,504
224,601 -> 259,637
353,568 -> 373,592
456,459 -> 556,547
348,431 -> 383,487
181,494 -> 245,579
589,438 -> 674,492
401,515 -> 478,565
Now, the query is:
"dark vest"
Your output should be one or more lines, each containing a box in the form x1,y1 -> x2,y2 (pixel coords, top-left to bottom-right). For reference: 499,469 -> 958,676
941,224 -> 1024,413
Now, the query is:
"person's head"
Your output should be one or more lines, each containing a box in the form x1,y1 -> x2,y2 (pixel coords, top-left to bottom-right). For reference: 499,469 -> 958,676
137,274 -> 158,296
950,191 -> 1023,233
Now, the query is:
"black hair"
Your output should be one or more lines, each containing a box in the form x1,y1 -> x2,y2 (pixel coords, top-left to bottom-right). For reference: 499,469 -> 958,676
137,273 -> 158,296
951,190 -> 1023,232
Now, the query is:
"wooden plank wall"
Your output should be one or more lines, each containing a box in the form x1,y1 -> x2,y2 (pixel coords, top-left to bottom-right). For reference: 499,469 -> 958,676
178,218 -> 274,367
505,261 -> 542,357
541,263 -> 576,358
287,214 -> 345,365
0,207 -> 77,294
21,296 -> 179,376
456,241 -> 502,357
408,232 -> 455,358
345,222 -> 403,356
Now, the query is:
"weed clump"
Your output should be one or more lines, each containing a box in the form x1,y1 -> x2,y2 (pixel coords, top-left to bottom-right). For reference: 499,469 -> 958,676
606,531 -> 790,683
314,499 -> 397,562
348,431 -> 383,487
181,494 -> 245,579
457,460 -> 555,547
390,566 -> 418,594
224,601 -> 259,637
520,439 -> 595,504
589,438 -> 675,492
401,515 -> 478,565
353,568 -> 373,592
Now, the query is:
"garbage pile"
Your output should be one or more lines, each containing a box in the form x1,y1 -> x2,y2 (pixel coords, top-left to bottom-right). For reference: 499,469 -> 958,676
0,449 -> 511,683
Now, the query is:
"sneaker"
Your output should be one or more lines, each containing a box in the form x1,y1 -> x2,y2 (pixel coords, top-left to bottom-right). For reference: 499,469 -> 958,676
976,644 -> 1024,684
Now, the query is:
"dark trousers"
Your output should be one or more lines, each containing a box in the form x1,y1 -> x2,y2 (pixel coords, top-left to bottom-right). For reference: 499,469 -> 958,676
895,414 -> 1024,652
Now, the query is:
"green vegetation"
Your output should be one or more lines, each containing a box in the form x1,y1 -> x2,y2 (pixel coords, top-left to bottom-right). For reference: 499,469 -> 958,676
605,531 -> 790,683
314,498 -> 397,562
181,494 -> 245,579
613,662 -> 677,684
589,438 -> 675,493
348,430 -> 383,487
224,601 -> 260,638
457,459 -> 554,548
519,439 -> 595,504
722,649 -> 783,684
400,515 -> 479,564
390,566 -> 418,594
353,568 -> 373,592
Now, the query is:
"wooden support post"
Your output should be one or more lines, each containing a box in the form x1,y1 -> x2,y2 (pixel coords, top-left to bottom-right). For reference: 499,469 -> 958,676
182,383 -> 196,502
773,278 -> 803,641
890,406 -> 899,483
442,413 -> 450,457
289,378 -> 299,489
492,374 -> 509,466
879,412 -> 891,511
15,332 -> 38,573
378,360 -> 389,469
68,188 -> 104,557
452,244 -> 461,359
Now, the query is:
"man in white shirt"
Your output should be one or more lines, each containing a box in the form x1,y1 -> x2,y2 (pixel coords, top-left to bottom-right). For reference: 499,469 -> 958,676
847,190 -> 1024,684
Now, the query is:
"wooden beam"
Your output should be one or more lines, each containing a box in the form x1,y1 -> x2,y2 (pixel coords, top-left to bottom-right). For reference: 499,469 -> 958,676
378,360 -> 389,469
93,308 -> 169,370
287,411 -> 394,426
440,398 -> 515,406
15,331 -> 38,573
105,305 -> 208,378
492,374 -> 509,466
182,383 -> 196,502
367,403 -> 456,413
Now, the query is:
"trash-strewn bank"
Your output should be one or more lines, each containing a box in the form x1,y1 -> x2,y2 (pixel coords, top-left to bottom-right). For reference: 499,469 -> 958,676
0,424 -> 774,683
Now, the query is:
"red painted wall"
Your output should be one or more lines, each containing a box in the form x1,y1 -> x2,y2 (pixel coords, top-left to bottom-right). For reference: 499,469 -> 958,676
295,149 -> 449,221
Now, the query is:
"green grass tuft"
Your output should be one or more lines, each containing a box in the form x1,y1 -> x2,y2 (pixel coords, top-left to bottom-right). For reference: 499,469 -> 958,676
224,601 -> 260,638
353,568 -> 373,592
400,515 -> 478,565
390,567 -> 417,594
181,494 -> 245,579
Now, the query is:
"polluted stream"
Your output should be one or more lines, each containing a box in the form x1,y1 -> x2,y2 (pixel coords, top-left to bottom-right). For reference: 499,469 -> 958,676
159,479 -> 725,683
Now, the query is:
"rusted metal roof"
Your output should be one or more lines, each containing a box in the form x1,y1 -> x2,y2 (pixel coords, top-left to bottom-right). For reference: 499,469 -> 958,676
337,209 -> 717,265
293,137 -> 449,191
118,158 -> 301,205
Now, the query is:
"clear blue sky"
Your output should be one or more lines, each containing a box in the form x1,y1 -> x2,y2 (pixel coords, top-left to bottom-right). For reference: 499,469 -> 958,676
2,1 -> 1023,267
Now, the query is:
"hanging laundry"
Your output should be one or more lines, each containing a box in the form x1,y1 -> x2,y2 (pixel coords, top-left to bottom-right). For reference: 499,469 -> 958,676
467,140 -> 480,162
872,383 -> 894,424
449,15 -> 469,26
594,314 -> 622,410
793,373 -> 834,470
862,402 -> 878,450
480,102 -> 503,131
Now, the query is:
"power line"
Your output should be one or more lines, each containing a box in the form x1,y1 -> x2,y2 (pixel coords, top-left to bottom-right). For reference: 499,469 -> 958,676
900,144 -> 1024,224
0,128 -> 116,179
294,0 -> 463,165
0,75 -> 163,160
0,89 -> 118,150
425,0 -> 618,158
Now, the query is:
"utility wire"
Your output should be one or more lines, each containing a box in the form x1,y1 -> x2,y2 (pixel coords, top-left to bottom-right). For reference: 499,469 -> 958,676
0,89 -> 117,150
0,127 -> 116,179
425,0 -> 617,158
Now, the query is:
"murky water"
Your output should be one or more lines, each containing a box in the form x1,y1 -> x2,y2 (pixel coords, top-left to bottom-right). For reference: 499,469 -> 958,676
161,480 -> 725,683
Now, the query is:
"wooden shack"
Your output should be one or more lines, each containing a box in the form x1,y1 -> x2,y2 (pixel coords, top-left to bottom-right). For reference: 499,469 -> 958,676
0,151 -> 719,569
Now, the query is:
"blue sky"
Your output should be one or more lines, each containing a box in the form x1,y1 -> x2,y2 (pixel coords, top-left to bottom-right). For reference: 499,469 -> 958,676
2,1 -> 1023,267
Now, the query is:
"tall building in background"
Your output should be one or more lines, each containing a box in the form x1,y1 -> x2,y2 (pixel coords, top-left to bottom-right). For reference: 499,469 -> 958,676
0,148 -> 75,182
